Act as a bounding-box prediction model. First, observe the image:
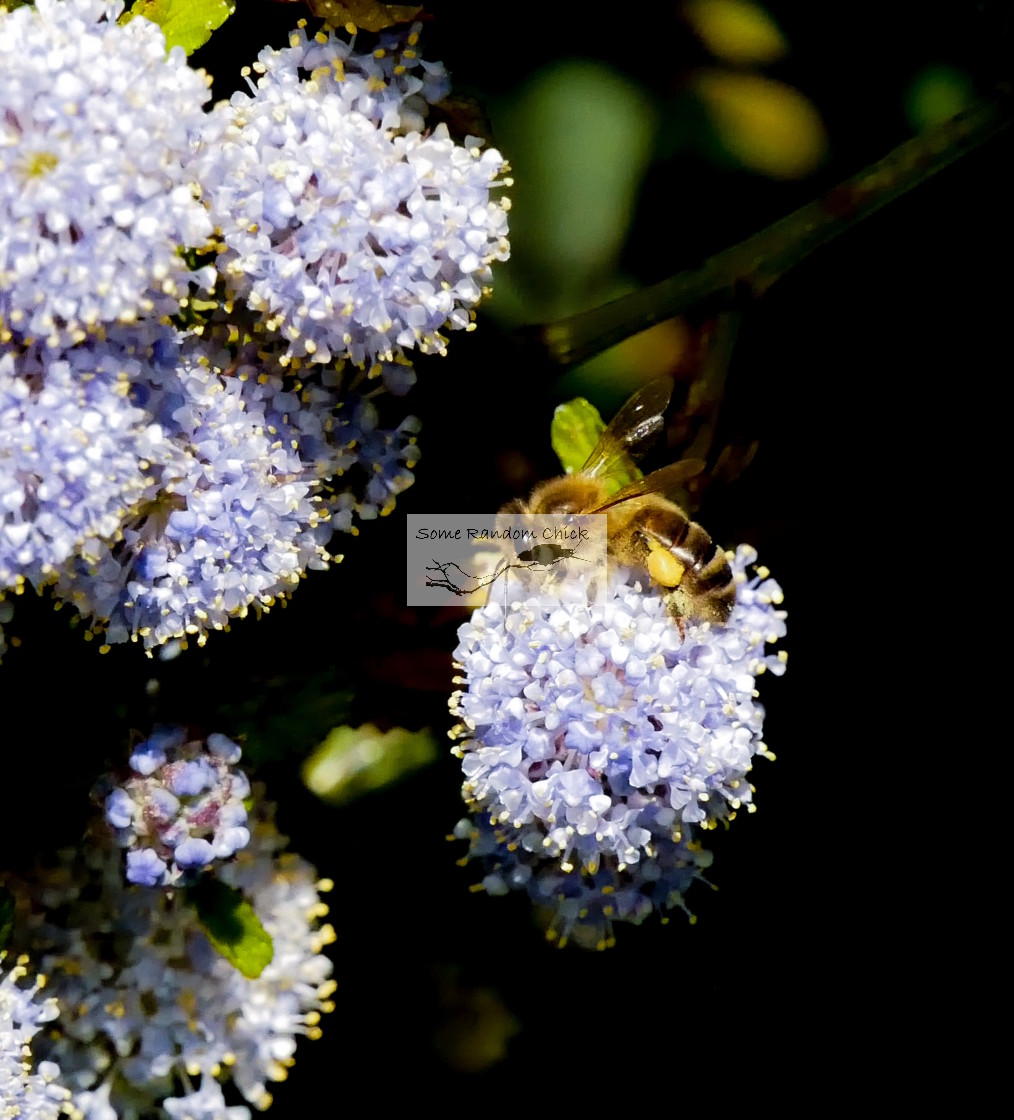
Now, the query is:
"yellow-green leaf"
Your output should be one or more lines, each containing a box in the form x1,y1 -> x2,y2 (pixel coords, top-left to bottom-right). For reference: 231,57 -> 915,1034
550,397 -> 605,476
904,65 -> 975,132
122,0 -> 235,56
551,395 -> 647,491
695,70 -> 827,178
307,0 -> 422,33
684,0 -> 787,65
189,879 -> 274,979
302,724 -> 437,806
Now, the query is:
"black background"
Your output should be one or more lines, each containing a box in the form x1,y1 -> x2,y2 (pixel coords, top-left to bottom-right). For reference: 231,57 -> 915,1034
2,0 -> 1009,1107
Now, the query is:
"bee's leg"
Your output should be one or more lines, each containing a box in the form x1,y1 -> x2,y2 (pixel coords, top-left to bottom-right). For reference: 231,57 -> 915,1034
624,508 -> 688,591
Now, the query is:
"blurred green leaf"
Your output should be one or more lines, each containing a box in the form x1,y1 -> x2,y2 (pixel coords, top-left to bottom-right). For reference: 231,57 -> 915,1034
905,65 -> 975,132
189,879 -> 273,979
302,724 -> 437,805
684,0 -> 787,65
0,886 -> 14,952
695,70 -> 827,178
492,62 -> 657,319
432,966 -> 521,1073
559,316 -> 694,408
122,0 -> 235,55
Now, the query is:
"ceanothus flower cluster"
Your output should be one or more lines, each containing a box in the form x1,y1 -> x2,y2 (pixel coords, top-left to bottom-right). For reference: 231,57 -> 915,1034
1,327 -> 420,651
0,952 -> 73,1119
0,0 -> 214,350
0,0 -> 505,656
196,21 -> 511,367
12,798 -> 336,1120
452,814 -> 715,950
0,335 -> 168,594
102,727 -> 251,887
450,546 -> 786,945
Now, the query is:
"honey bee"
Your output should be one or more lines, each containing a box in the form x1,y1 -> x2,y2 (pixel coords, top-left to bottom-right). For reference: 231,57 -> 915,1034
503,378 -> 735,629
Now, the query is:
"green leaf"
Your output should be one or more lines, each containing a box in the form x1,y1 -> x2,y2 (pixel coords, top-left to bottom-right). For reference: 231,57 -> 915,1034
550,397 -> 605,475
551,396 -> 644,494
904,65 -> 976,132
122,0 -> 235,56
189,879 -> 273,979
0,886 -> 14,953
302,723 -> 437,806
684,0 -> 787,65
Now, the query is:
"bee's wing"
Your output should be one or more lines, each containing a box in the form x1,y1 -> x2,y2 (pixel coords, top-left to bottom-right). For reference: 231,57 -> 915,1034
587,460 -> 707,512
581,378 -> 675,481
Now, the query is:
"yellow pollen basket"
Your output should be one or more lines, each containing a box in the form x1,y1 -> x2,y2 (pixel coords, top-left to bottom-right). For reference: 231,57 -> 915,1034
646,540 -> 684,588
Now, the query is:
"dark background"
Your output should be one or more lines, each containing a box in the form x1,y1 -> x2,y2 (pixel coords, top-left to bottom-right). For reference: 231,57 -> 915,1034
2,0 -> 1009,1106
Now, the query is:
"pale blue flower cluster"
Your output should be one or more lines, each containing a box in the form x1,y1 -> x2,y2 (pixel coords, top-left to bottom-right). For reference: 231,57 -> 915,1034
0,952 -> 73,1119
13,800 -> 336,1119
2,325 -> 419,650
196,22 -> 510,367
163,1083 -> 250,1120
452,815 -> 715,950
0,0 -> 502,653
102,727 -> 252,886
0,0 -> 214,350
46,329 -> 334,649
0,333 -> 168,593
450,546 -> 787,945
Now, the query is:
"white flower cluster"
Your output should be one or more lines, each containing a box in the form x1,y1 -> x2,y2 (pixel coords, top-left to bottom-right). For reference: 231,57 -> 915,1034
44,328 -> 335,649
0,0 -> 506,653
2,325 -> 420,651
451,546 -> 787,946
0,333 -> 167,593
0,0 -> 213,350
13,801 -> 336,1120
196,22 -> 510,367
0,952 -> 73,1120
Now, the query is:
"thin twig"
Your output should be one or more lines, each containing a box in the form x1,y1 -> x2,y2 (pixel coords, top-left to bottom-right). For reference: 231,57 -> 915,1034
534,97 -> 1011,369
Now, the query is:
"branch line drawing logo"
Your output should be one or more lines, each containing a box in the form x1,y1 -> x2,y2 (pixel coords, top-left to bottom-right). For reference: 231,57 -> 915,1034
424,542 -> 591,598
